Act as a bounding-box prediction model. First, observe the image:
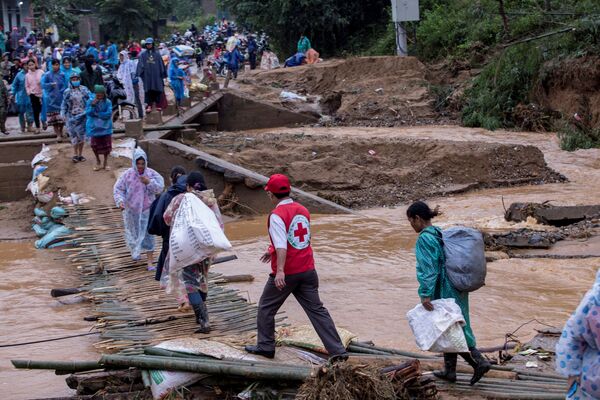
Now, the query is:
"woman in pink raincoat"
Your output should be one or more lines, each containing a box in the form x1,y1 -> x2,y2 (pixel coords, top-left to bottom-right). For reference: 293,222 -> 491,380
113,147 -> 164,268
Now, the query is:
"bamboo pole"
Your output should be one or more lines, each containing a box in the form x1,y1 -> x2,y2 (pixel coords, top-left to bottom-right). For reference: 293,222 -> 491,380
11,360 -> 102,372
100,355 -> 312,381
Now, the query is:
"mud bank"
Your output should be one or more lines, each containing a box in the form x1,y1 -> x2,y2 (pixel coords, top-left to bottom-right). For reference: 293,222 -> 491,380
188,128 -> 563,208
237,56 -> 449,126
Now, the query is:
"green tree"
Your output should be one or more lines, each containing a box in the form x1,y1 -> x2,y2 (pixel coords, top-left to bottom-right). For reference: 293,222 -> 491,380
96,0 -> 153,40
218,0 -> 390,56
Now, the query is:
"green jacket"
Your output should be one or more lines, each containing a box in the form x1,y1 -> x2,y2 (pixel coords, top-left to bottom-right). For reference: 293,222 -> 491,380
415,226 -> 476,348
297,36 -> 311,54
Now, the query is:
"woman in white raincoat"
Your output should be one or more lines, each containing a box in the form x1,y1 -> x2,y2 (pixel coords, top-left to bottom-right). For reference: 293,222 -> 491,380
113,147 -> 164,268
117,50 -> 144,116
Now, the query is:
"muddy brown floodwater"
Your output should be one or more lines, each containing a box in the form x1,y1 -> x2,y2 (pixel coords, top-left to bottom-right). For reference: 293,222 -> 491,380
213,128 -> 600,350
0,242 -> 98,399
1,126 -> 599,398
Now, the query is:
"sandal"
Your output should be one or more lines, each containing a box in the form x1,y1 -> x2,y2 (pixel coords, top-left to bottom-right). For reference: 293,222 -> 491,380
78,156 -> 86,162
72,156 -> 79,163
104,166 -> 111,171
93,165 -> 102,171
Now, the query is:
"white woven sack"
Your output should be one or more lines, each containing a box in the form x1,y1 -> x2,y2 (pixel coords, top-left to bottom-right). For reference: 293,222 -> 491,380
168,193 -> 232,272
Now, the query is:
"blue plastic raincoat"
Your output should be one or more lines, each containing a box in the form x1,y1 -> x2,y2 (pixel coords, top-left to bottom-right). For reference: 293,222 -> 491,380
61,83 -> 91,141
415,226 -> 476,348
11,69 -> 32,116
224,48 -> 244,72
85,46 -> 99,62
41,70 -> 67,113
556,269 -> 600,399
106,44 -> 118,67
85,95 -> 113,137
113,147 -> 165,260
168,57 -> 185,102
60,63 -> 81,83
284,52 -> 306,68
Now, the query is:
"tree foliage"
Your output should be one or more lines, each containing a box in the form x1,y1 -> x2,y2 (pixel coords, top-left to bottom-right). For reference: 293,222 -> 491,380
96,0 -> 154,40
218,0 -> 390,55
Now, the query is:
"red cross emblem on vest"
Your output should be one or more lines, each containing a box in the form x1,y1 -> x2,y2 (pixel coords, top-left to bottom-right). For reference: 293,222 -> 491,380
287,215 -> 311,249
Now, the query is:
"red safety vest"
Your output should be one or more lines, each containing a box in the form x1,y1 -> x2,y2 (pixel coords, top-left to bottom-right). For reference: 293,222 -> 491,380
267,202 -> 315,275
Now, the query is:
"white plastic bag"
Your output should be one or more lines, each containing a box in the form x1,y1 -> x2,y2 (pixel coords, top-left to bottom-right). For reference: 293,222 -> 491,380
168,193 -> 232,272
173,45 -> 195,57
149,369 -> 204,399
280,91 -> 307,102
406,298 -> 468,353
31,144 -> 52,167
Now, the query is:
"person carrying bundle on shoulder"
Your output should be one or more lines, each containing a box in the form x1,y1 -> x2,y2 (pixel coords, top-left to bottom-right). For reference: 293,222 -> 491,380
162,172 -> 224,334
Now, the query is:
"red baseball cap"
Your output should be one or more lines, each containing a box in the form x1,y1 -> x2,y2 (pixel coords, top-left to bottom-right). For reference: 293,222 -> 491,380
264,174 -> 291,194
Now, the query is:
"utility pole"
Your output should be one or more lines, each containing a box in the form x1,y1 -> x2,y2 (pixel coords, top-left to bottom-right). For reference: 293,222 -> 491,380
391,0 -> 419,57
395,22 -> 408,56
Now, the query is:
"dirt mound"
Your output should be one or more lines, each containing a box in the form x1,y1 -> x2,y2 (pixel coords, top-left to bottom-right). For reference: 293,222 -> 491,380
191,131 -> 564,208
236,57 -> 453,126
538,55 -> 600,127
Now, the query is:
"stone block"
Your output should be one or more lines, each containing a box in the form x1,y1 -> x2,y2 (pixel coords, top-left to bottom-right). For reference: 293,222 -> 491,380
124,119 -> 143,138
145,111 -> 163,125
209,82 -> 220,92
181,97 -> 192,107
163,104 -> 177,116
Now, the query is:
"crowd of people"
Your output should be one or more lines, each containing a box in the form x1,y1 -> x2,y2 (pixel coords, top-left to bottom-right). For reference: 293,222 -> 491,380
0,19 -> 289,168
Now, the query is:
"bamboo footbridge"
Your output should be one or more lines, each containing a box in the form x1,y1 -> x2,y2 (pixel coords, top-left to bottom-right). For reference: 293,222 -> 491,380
12,203 -> 570,399
62,203 -> 284,354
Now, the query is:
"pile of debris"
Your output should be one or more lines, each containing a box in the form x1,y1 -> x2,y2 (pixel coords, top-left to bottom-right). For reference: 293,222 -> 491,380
484,202 -> 600,258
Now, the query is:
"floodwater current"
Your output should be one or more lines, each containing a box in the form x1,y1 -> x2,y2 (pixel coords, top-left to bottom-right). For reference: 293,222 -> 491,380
1,127 -> 599,398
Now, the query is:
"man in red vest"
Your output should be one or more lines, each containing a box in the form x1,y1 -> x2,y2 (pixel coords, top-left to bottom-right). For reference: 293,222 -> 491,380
245,174 -> 348,360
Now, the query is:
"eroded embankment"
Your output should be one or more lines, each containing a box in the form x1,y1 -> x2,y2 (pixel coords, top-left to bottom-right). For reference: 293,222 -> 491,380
186,130 -> 564,208
237,56 -> 446,126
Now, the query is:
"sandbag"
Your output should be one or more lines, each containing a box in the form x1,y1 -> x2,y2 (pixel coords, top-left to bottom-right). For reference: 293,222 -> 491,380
149,369 -> 203,399
168,193 -> 232,272
34,208 -> 47,217
406,298 -> 468,353
35,225 -> 71,249
442,227 -> 486,292
276,325 -> 356,354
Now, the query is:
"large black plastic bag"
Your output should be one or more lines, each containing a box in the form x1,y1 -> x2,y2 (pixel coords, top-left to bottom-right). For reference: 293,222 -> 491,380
442,227 -> 487,292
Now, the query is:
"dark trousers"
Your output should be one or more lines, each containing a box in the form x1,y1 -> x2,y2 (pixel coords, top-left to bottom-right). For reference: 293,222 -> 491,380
29,95 -> 42,128
133,82 -> 144,118
256,269 -> 346,356
249,53 -> 257,70
155,233 -> 169,281
145,90 -> 162,107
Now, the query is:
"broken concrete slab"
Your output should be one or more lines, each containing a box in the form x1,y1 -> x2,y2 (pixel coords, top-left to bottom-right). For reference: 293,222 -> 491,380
510,235 -> 600,259
217,91 -> 318,131
506,202 -> 600,227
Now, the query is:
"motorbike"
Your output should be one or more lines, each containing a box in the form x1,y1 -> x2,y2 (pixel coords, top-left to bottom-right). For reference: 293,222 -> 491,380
104,74 -> 138,122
